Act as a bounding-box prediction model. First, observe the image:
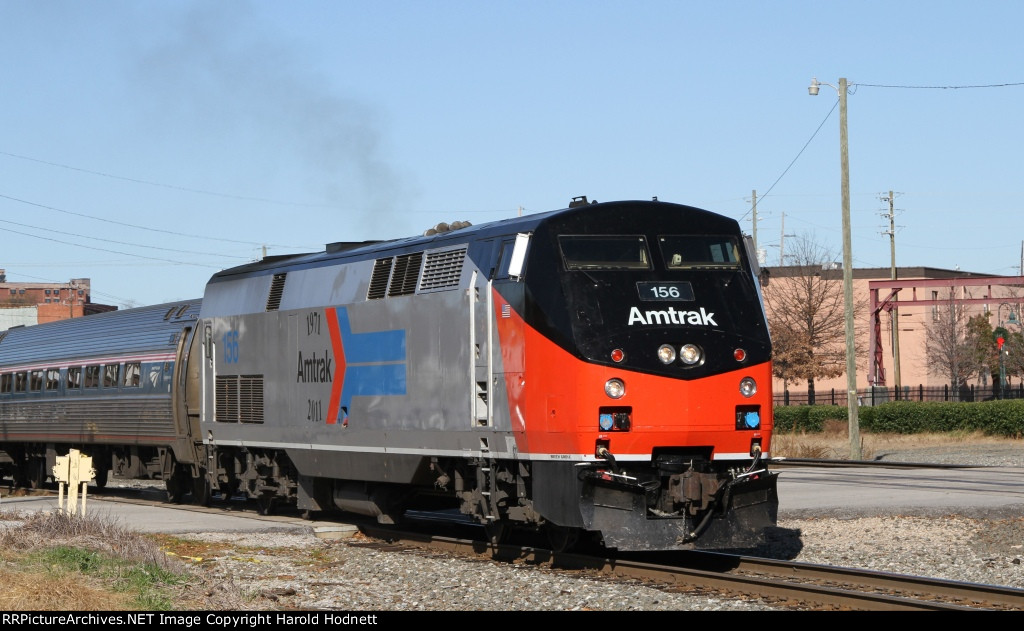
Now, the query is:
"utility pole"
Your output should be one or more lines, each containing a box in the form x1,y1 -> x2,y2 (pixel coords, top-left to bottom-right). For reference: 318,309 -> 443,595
808,76 -> 859,457
778,212 -> 795,266
750,190 -> 758,252
880,191 -> 902,393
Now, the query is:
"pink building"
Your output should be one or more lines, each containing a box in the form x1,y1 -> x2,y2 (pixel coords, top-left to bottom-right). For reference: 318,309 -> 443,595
763,265 -> 1024,401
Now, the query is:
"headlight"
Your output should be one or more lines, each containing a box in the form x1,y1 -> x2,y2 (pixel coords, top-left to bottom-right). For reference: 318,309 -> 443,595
657,344 -> 676,364
739,377 -> 757,397
679,343 -> 702,365
604,378 -> 626,399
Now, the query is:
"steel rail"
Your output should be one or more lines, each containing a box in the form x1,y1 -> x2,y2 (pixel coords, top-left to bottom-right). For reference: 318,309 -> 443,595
358,523 -> 1022,611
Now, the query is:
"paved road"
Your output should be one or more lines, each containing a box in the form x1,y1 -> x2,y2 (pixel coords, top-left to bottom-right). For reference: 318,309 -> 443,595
776,464 -> 1024,518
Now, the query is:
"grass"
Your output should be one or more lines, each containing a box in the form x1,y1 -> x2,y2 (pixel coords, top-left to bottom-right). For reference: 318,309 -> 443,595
0,509 -> 222,611
770,419 -> 1020,460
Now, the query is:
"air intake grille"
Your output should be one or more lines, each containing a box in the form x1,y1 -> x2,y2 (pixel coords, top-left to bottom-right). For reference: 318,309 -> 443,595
420,247 -> 466,291
388,252 -> 423,297
266,273 -> 287,311
215,375 -> 265,424
367,258 -> 393,300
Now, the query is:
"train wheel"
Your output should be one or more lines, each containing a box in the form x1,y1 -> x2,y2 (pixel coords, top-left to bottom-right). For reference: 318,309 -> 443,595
166,473 -> 187,504
546,525 -> 580,553
484,520 -> 510,546
192,470 -> 212,507
256,493 -> 276,516
93,467 -> 108,489
26,458 -> 47,489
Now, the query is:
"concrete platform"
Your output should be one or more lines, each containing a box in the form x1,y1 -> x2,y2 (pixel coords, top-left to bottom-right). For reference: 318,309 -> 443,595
0,490 -> 362,539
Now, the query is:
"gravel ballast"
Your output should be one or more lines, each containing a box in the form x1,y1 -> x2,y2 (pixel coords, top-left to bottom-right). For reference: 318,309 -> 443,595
164,443 -> 1024,611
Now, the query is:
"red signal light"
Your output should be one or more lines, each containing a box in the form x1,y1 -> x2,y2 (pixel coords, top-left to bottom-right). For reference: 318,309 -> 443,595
997,337 -> 1005,350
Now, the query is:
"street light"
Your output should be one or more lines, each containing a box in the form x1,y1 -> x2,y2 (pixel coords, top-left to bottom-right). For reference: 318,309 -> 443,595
997,303 -> 1018,399
998,302 -> 1019,328
809,77 -> 861,460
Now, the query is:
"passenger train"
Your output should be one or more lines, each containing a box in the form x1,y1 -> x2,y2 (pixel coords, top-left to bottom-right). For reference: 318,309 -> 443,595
0,197 -> 778,551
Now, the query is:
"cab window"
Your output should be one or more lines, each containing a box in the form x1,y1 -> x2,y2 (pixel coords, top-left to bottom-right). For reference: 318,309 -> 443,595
558,236 -> 651,270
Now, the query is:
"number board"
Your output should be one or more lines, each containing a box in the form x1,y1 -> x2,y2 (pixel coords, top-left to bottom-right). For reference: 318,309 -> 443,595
636,281 -> 695,302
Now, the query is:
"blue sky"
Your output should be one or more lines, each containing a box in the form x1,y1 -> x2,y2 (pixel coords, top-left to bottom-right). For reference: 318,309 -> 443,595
2,1 -> 1022,307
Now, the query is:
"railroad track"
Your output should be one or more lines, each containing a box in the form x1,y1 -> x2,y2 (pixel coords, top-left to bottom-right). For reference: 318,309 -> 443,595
14,482 -> 1024,611
357,523 -> 1024,611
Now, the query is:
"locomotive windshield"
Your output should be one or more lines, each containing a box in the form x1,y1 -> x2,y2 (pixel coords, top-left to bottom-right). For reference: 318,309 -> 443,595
559,236 -> 651,270
658,235 -> 742,269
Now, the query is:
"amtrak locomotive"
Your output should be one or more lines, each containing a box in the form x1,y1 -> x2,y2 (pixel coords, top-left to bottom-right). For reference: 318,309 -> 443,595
0,198 -> 778,551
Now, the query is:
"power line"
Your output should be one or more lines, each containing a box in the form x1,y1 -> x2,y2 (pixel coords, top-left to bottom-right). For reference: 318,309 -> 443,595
0,192 -> 314,250
738,99 -> 839,223
0,217 -> 251,261
858,81 -> 1024,89
0,150 -> 337,209
0,225 -> 228,268
0,149 -> 523,216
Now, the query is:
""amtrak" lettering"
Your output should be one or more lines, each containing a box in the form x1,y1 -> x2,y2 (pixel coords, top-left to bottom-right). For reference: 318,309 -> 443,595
627,306 -> 717,326
297,350 -> 333,382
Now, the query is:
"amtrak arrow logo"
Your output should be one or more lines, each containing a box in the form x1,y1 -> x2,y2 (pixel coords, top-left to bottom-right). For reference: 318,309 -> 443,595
324,307 -> 407,425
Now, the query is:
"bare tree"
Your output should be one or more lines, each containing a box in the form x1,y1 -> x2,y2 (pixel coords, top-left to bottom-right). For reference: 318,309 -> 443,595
925,292 -> 979,389
762,235 -> 851,404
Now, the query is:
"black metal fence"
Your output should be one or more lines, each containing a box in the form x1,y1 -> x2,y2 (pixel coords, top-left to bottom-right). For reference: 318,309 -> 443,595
775,383 -> 1024,406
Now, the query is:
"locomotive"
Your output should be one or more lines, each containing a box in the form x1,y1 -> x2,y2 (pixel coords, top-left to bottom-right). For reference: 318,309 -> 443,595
0,198 -> 778,551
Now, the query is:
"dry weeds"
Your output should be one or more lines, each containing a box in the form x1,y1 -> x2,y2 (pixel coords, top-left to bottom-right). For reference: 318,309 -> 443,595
770,420 -> 1019,460
0,510 -> 252,611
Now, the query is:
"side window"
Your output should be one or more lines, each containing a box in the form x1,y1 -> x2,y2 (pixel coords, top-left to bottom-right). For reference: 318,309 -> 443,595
84,365 -> 100,389
123,363 -> 141,388
0,373 -> 11,394
67,366 -> 82,390
46,369 -> 60,391
103,364 -> 121,388
493,239 -> 517,279
29,370 -> 44,392
14,372 -> 26,393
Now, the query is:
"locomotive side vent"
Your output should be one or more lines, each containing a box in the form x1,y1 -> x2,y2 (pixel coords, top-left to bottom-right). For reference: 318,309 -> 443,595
265,273 -> 287,311
419,247 -> 467,292
215,375 -> 239,423
214,375 -> 265,424
367,257 -> 393,300
239,375 -> 264,424
388,252 -> 423,297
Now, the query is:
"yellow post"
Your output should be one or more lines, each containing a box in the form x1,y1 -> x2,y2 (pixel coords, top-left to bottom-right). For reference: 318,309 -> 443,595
51,450 -> 95,516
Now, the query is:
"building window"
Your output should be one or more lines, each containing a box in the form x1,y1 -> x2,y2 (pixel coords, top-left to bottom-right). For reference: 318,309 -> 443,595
45,289 -> 51,295
46,369 -> 60,391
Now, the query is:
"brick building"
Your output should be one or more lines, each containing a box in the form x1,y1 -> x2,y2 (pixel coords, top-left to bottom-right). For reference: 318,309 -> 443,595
0,268 -> 117,329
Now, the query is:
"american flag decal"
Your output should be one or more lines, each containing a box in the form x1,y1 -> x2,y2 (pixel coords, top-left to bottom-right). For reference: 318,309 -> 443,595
501,303 -> 511,318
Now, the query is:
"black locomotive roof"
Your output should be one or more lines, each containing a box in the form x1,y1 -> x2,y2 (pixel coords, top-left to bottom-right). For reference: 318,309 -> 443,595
206,199 -> 737,283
